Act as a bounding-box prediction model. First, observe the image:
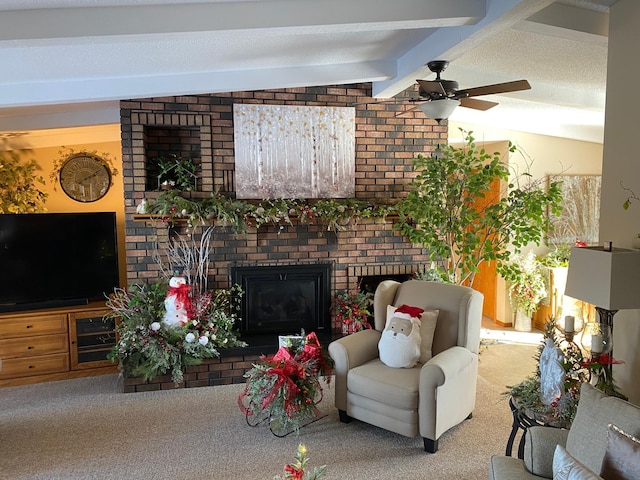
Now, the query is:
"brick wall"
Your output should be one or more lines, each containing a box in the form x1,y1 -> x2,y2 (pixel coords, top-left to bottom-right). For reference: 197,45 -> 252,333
119,83 -> 448,336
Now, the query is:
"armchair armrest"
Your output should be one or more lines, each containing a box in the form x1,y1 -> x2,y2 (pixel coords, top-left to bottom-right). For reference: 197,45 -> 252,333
328,329 -> 382,411
419,346 -> 475,389
418,346 -> 478,440
523,425 -> 570,478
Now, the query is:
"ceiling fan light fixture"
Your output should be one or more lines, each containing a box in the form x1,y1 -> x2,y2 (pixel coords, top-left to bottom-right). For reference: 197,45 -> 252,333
417,98 -> 460,122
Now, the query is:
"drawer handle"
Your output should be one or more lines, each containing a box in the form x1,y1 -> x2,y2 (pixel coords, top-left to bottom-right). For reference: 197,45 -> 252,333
28,365 -> 34,369
26,325 -> 33,329
27,346 -> 34,350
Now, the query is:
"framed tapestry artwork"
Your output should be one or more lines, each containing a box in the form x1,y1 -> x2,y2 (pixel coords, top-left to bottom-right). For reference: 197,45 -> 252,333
548,174 -> 601,245
233,104 -> 356,199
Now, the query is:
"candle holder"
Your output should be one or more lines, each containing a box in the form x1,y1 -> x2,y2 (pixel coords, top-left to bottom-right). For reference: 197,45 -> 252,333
580,322 -> 613,357
557,315 -> 584,342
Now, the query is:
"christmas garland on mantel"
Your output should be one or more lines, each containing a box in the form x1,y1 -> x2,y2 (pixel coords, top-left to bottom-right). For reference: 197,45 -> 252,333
135,190 -> 399,233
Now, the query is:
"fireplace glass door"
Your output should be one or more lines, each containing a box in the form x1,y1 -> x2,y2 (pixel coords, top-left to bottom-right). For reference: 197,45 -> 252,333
231,263 -> 331,338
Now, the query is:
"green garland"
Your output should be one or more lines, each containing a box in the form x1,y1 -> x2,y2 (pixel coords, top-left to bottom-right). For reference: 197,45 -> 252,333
144,191 -> 395,232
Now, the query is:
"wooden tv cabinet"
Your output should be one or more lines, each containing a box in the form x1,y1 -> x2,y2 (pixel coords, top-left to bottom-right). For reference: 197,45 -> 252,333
0,302 -> 118,387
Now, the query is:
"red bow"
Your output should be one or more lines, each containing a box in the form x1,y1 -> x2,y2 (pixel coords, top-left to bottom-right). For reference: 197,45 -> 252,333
395,304 -> 424,318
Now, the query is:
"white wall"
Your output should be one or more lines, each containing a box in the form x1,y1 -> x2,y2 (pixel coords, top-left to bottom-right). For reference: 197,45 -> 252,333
449,122 -> 603,181
599,0 -> 640,404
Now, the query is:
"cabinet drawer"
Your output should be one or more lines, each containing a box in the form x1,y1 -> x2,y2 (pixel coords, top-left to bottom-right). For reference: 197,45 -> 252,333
0,333 -> 68,359
0,314 -> 67,337
0,353 -> 69,379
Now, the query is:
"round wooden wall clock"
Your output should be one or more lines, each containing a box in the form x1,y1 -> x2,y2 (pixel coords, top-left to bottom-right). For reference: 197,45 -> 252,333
59,153 -> 112,202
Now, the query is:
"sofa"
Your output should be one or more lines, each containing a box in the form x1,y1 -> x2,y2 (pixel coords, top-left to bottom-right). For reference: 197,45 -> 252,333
489,382 -> 640,480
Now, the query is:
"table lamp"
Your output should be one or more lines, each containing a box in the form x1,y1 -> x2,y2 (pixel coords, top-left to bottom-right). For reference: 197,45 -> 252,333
564,245 -> 640,378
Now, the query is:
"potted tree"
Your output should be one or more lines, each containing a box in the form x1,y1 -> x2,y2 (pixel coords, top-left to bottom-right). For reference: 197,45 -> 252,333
395,130 -> 563,288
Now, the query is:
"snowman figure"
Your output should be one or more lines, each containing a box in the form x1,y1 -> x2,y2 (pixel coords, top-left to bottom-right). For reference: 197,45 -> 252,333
162,270 -> 193,327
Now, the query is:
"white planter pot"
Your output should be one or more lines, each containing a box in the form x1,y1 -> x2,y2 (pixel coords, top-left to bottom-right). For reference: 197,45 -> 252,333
514,310 -> 532,332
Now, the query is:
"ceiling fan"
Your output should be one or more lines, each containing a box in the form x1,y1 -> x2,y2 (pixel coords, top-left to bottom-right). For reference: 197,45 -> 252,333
370,60 -> 531,122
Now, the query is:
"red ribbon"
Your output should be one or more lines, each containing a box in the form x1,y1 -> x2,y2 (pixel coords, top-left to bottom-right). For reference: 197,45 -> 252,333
263,353 -> 306,417
395,304 -> 424,318
167,283 -> 194,319
298,332 -> 332,381
284,465 -> 304,480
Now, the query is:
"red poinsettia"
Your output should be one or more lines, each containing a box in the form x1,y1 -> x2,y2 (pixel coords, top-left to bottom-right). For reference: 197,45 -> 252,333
582,353 -> 624,367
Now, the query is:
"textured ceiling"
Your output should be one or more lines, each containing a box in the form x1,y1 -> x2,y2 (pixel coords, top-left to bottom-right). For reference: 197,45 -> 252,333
0,0 -> 620,146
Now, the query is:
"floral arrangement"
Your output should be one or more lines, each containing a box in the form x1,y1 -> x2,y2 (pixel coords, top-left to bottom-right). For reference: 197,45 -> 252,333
106,281 -> 246,384
238,332 -> 333,434
507,251 -> 547,316
143,190 -> 394,233
506,317 -> 625,423
105,226 -> 245,384
331,282 -> 373,334
274,444 -> 327,480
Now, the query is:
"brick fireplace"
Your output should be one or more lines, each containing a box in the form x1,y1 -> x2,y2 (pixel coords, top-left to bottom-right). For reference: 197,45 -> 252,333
118,83 -> 446,389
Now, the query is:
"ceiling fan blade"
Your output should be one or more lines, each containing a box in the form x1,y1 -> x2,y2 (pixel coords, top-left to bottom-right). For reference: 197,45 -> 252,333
455,79 -> 531,98
417,79 -> 446,96
459,97 -> 498,111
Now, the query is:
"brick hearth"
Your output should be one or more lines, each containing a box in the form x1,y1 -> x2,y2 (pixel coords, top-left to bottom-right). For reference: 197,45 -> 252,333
123,352 -> 261,392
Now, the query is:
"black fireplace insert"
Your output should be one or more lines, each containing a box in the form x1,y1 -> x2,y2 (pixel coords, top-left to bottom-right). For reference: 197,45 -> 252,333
230,263 -> 331,341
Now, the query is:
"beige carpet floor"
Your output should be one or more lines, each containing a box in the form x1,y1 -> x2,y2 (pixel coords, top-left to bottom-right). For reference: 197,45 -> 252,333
0,341 -> 538,480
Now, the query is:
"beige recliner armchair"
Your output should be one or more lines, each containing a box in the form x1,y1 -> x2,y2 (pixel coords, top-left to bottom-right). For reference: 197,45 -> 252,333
328,280 -> 484,452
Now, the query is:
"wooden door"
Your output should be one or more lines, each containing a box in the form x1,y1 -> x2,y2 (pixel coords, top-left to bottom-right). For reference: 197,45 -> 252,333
468,141 -> 509,324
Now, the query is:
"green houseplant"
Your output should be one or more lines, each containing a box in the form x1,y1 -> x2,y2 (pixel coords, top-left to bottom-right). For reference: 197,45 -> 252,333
153,153 -> 199,191
0,151 -> 47,213
395,130 -> 563,287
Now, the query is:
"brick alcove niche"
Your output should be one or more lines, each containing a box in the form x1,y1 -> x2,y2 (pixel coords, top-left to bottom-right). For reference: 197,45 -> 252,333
119,84 -> 446,392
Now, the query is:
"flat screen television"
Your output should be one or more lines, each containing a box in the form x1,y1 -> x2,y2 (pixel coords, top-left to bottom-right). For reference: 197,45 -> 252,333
0,212 -> 120,313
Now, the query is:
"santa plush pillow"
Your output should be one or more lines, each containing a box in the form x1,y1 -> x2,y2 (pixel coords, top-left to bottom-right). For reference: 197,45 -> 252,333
378,305 -> 423,368
378,305 -> 439,368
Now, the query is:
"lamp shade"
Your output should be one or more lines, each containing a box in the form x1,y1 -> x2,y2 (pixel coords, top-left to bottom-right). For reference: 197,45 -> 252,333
564,246 -> 640,310
417,99 -> 460,121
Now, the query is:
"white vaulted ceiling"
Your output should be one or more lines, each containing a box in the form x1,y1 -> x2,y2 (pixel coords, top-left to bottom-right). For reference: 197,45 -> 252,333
0,0 -> 619,144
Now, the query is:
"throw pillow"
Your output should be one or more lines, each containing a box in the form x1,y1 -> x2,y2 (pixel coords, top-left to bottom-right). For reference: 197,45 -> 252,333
378,305 -> 422,368
385,305 -> 439,363
553,445 -> 604,480
566,383 -> 640,473
600,424 -> 640,480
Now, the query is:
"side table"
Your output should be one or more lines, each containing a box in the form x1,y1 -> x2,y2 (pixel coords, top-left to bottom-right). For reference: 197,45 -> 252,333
506,396 -> 571,459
